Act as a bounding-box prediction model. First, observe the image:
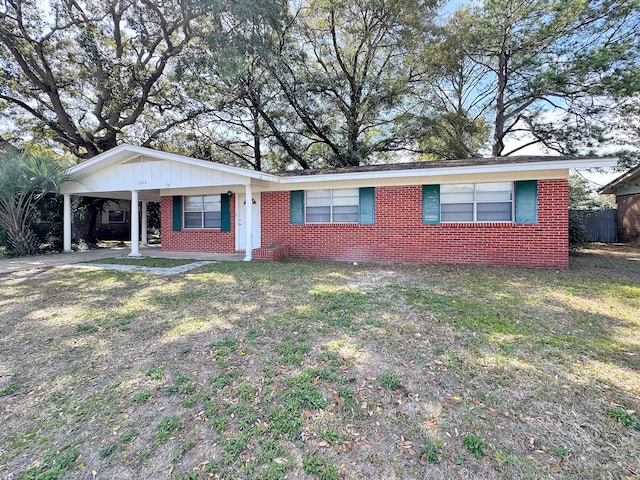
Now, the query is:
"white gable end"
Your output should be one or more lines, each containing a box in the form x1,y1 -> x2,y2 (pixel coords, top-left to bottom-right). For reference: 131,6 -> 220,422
73,159 -> 251,192
60,145 -> 272,198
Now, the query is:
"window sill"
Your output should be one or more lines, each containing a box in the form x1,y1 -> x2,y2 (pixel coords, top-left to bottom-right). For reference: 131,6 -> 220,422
182,228 -> 223,231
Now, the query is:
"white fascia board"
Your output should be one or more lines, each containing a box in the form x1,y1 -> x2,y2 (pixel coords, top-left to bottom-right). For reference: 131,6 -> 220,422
276,158 -> 618,186
67,144 -> 280,182
599,164 -> 640,194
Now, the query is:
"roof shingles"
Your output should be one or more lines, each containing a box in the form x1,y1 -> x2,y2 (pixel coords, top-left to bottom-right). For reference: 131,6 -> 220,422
274,156 -> 595,177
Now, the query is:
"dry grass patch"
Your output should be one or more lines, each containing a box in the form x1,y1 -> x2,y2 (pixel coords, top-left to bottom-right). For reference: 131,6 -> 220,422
0,244 -> 639,479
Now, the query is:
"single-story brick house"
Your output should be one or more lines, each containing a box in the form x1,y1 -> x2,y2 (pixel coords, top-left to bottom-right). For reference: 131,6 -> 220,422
60,145 -> 616,268
600,164 -> 640,243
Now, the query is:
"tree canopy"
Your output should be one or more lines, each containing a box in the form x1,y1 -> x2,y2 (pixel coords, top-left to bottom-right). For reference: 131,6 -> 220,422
0,0 -> 638,169
0,0 -> 215,158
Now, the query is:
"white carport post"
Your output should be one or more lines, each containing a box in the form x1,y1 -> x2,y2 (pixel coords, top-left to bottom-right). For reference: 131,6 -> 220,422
63,194 -> 72,252
141,200 -> 148,246
243,184 -> 253,262
129,190 -> 141,257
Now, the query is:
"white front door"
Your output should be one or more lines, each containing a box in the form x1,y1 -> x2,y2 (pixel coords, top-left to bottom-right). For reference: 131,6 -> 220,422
236,192 -> 261,250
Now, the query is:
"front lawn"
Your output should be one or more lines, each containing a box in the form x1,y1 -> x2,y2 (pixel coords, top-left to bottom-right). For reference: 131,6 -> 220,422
87,257 -> 200,268
0,244 -> 638,479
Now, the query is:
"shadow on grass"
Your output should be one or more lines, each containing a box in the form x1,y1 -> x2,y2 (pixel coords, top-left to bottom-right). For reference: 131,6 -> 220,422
0,249 -> 638,479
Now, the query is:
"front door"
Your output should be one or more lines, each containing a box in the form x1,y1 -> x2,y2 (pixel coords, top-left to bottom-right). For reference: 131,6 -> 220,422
236,193 -> 261,250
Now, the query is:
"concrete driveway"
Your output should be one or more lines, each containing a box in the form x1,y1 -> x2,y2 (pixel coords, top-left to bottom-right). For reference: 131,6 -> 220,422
0,245 -> 242,275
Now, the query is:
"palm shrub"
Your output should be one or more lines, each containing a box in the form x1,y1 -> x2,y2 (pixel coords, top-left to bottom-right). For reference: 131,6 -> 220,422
0,152 -> 67,256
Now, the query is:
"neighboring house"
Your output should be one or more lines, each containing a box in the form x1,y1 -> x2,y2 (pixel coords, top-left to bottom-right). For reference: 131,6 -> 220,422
60,145 -> 616,268
600,165 -> 640,243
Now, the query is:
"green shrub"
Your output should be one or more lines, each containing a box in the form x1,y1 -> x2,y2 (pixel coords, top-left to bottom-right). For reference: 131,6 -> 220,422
568,210 -> 589,250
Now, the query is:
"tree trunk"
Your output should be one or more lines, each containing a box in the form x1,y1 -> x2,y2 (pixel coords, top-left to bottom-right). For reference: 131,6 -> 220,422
252,106 -> 262,172
6,218 -> 39,256
492,52 -> 508,157
72,197 -> 107,248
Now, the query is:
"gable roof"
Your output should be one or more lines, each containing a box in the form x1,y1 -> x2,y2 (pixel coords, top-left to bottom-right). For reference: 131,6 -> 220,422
63,144 -> 617,196
275,155 -> 616,184
599,165 -> 640,195
67,144 -> 278,182
276,155 -> 609,176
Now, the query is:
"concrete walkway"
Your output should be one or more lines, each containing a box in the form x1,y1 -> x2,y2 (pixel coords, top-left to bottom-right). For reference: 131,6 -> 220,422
0,245 -> 243,275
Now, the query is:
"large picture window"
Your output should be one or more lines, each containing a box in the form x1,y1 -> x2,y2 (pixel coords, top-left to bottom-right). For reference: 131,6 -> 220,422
183,195 -> 222,229
441,182 -> 513,222
305,189 -> 359,223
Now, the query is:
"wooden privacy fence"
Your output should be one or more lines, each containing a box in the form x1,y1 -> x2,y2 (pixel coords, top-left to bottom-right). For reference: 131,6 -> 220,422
571,208 -> 617,243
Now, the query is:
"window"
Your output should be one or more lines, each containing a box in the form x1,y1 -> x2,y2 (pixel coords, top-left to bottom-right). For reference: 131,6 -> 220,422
108,210 -> 126,223
183,195 -> 222,229
305,189 -> 359,223
440,182 -> 513,222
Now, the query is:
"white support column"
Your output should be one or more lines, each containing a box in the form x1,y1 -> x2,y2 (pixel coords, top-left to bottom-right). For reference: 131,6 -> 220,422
129,190 -> 141,257
243,184 -> 253,261
63,194 -> 72,252
141,200 -> 148,247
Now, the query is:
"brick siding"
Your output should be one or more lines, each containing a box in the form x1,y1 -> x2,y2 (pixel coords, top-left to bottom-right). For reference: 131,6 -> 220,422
160,179 -> 569,268
160,196 -> 237,253
617,193 -> 640,243
261,180 -> 569,268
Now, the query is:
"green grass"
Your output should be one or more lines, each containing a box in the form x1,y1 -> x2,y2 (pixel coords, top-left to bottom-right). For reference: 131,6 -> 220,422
87,257 -> 198,267
420,439 -> 443,464
0,380 -> 20,397
145,366 -> 165,380
379,371 -> 402,390
18,447 -> 80,480
1,244 -> 639,479
302,455 -> 338,480
99,443 -> 117,458
132,390 -> 154,404
156,416 -> 182,443
607,408 -> 640,430
463,433 -> 487,458
275,335 -> 312,365
319,427 -> 346,445
120,429 -> 139,443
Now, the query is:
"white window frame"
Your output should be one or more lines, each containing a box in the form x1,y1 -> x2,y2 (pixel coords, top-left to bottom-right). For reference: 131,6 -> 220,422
440,182 -> 513,223
305,189 -> 359,224
183,195 -> 222,229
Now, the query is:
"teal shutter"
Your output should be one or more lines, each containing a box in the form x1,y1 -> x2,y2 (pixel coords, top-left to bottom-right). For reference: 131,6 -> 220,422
358,187 -> 375,224
515,181 -> 538,224
422,185 -> 440,224
220,193 -> 231,231
290,190 -> 304,224
172,196 -> 182,231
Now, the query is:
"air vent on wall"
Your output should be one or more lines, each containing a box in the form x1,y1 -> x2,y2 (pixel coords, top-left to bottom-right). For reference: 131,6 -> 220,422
122,155 -> 158,164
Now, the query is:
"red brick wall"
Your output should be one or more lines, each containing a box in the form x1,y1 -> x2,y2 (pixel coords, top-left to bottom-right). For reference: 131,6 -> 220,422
617,194 -> 640,243
159,180 -> 569,268
160,196 -> 237,253
260,180 -> 569,268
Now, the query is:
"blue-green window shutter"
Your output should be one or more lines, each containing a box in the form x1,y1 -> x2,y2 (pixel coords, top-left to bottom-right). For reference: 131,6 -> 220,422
221,193 -> 231,232
358,187 -> 375,224
422,185 -> 440,224
515,180 -> 538,224
290,190 -> 304,224
172,196 -> 182,231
